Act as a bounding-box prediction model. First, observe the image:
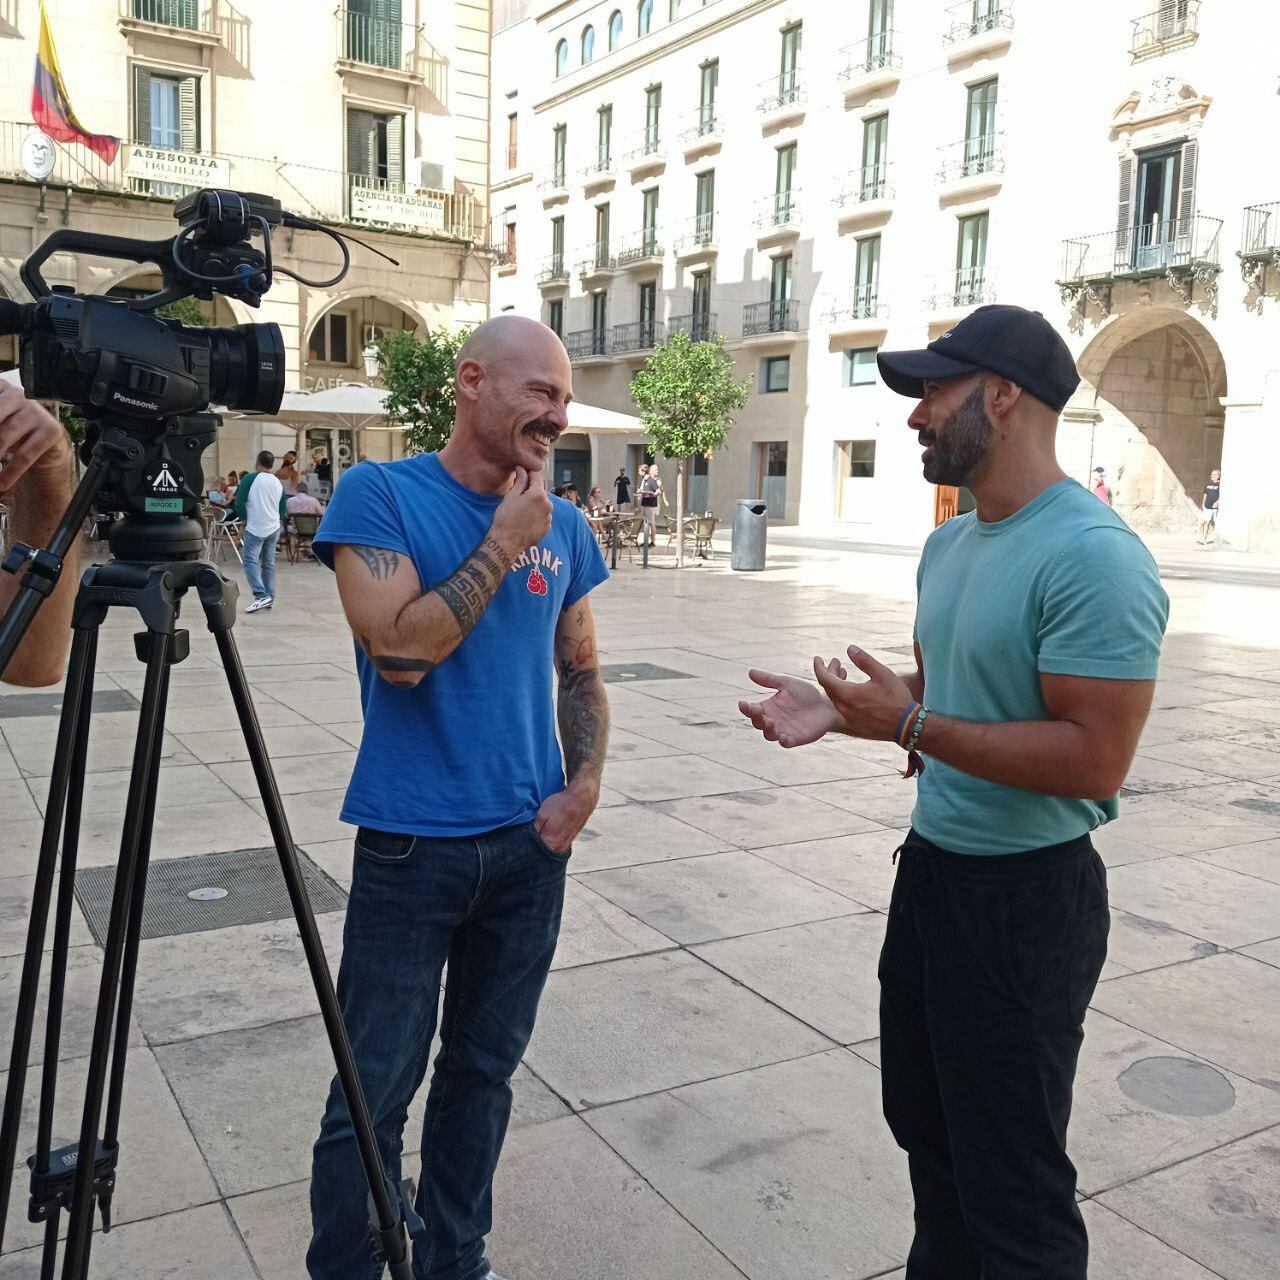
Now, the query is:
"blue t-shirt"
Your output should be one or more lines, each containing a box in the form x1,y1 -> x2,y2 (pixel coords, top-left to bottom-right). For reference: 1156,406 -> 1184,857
912,478 -> 1169,856
312,454 -> 609,837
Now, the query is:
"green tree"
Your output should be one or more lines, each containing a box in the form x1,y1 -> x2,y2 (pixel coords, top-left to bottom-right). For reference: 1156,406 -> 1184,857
156,295 -> 210,327
629,330 -> 751,566
375,326 -> 469,455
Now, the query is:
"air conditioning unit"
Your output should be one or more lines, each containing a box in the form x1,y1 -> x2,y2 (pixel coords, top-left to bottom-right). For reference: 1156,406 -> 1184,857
414,158 -> 445,191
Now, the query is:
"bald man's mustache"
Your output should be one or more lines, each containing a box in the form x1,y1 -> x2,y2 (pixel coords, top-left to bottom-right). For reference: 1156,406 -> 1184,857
521,419 -> 561,440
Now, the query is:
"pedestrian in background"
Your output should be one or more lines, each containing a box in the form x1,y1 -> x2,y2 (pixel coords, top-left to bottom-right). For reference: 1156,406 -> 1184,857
1091,466 -> 1112,505
235,450 -> 287,613
1198,468 -> 1220,544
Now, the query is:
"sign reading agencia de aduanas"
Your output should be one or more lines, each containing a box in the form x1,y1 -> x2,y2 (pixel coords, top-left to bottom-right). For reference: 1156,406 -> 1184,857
349,185 -> 446,232
125,145 -> 231,187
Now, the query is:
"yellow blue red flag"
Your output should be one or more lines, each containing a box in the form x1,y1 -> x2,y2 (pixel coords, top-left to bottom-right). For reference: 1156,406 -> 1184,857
31,1 -> 120,163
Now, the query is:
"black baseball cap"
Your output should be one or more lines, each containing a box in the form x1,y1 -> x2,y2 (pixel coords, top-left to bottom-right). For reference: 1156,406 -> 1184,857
877,305 -> 1081,413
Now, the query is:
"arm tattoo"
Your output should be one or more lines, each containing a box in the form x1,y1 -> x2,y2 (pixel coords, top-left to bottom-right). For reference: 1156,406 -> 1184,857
433,536 -> 512,640
358,634 -> 437,680
557,663 -> 609,785
351,545 -> 400,580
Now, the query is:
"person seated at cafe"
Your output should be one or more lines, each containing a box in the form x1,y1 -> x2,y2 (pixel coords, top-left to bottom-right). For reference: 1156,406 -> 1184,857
286,482 -> 325,518
585,485 -> 607,513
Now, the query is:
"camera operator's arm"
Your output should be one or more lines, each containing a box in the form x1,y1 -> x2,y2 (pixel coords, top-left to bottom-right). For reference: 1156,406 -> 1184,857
333,467 -> 551,689
0,385 -> 78,687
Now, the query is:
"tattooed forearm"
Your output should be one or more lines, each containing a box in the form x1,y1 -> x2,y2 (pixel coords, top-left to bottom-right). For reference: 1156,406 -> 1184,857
431,536 -> 512,639
358,634 -> 437,686
557,663 -> 609,787
351,545 -> 400,580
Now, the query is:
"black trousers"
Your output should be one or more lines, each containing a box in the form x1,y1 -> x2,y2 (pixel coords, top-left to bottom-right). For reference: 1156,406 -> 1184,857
878,829 -> 1110,1280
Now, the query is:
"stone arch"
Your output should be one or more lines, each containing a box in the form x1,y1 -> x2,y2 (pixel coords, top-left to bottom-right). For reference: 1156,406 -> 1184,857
300,289 -> 432,389
303,285 -> 447,336
1072,308 -> 1226,531
98,266 -> 254,325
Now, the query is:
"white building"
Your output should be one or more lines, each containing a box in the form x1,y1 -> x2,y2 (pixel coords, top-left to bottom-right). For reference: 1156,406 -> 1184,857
0,0 -> 492,482
490,0 -> 1280,552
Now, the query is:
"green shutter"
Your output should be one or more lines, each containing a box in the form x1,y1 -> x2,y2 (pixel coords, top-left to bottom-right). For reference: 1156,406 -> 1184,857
1177,138 -> 1197,232
386,113 -> 404,188
133,66 -> 152,144
178,76 -> 199,151
1115,152 -> 1135,267
347,108 -> 376,179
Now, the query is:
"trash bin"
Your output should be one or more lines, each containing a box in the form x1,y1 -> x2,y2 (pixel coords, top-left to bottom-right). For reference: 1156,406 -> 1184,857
731,499 -> 768,571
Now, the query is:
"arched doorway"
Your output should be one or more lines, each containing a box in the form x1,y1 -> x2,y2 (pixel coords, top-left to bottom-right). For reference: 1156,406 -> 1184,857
1074,309 -> 1225,532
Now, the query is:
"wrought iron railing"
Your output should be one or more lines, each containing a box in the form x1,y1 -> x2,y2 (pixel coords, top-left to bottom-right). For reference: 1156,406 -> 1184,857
565,328 -> 610,359
673,212 -> 717,252
539,166 -> 568,194
1059,214 -> 1222,282
669,312 -> 717,341
758,68 -> 804,114
743,299 -> 807,336
622,128 -> 663,164
938,133 -> 1004,182
838,32 -> 902,79
835,161 -> 893,206
125,0 -> 207,30
827,285 -> 885,323
1132,1 -> 1199,53
680,105 -> 721,144
537,253 -> 568,284
581,149 -> 615,179
0,118 -> 478,241
337,6 -> 439,83
755,189 -> 802,229
928,268 -> 996,310
613,319 -> 665,352
1239,202 -> 1280,287
942,1 -> 1013,45
577,240 -> 616,274
615,229 -> 664,265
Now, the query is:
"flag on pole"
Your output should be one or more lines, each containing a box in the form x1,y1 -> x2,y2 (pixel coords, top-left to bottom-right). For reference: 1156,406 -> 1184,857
31,0 -> 120,163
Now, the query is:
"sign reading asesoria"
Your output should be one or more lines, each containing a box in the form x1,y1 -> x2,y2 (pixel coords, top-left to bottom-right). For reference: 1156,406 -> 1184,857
125,145 -> 230,187
350,186 -> 446,232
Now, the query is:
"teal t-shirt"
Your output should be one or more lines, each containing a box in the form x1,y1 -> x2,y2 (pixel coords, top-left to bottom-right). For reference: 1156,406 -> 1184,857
912,478 -> 1169,856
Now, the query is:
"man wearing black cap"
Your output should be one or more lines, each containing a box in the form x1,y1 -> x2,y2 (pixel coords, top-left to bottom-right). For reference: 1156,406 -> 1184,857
739,306 -> 1168,1279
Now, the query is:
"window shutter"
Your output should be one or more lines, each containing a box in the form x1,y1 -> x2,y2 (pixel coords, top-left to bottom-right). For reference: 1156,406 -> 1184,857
133,66 -> 152,144
1177,138 -> 1197,233
178,76 -> 199,151
347,108 -> 375,179
1115,152 -> 1135,267
386,114 -> 404,188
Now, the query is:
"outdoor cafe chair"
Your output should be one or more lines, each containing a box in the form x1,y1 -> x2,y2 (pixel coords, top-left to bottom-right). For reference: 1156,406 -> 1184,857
205,507 -> 244,565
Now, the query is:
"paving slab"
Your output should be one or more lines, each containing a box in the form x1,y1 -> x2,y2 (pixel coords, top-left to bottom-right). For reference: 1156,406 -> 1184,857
1120,755 -> 1235,796
1191,836 -> 1280,885
1099,794 -> 1280,856
582,849 -> 861,945
0,875 -> 93,959
693,912 -> 886,1044
797,774 -> 920,829
174,722 -> 353,765
1103,908 -> 1221,976
1090,953 -> 1280,1086
565,801 -> 731,873
752,828 -> 906,911
1107,855 -> 1280,949
1239,938 -> 1280,968
1079,1200 -> 1222,1279
584,1049 -> 912,1279
0,1203 -> 257,1279
0,1048 -> 219,1254
246,787 -> 352,844
210,749 -> 357,798
603,754 -> 771,801
525,950 -> 832,1109
553,877 -> 673,970
1096,1127 -> 1280,1280
658,788 -> 886,849
1069,1011 -> 1280,1195
27,763 -> 241,818
1138,737 -> 1280,781
0,779 -> 41,826
703,739 -> 897,787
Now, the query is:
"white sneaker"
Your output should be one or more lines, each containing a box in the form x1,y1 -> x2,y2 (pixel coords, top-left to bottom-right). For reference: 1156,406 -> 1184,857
245,596 -> 273,613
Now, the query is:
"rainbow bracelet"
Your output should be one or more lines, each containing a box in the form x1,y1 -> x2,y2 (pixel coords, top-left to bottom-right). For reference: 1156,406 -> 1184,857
896,702 -> 921,749
905,705 -> 930,753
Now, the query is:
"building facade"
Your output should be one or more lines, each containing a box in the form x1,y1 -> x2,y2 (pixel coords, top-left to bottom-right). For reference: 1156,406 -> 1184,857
0,0 -> 492,482
490,0 -> 1280,551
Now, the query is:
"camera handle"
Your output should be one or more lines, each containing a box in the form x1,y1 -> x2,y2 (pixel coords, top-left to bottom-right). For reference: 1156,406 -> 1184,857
21,229 -> 199,310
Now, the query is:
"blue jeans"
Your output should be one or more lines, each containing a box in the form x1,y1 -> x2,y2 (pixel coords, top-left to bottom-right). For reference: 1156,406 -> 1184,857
307,820 -> 569,1280
242,527 -> 279,599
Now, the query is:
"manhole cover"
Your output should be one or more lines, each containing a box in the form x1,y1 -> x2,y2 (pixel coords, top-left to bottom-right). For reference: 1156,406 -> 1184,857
75,846 -> 347,943
1117,1056 -> 1236,1117
0,688 -> 139,720
601,663 -> 695,684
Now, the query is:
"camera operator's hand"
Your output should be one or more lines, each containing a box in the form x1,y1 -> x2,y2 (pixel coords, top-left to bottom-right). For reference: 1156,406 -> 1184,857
0,382 -> 71,497
491,466 -> 552,554
0,383 -> 77,687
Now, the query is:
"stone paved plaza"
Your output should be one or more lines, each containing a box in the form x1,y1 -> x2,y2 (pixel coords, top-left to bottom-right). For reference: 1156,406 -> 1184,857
2,534 -> 1279,1280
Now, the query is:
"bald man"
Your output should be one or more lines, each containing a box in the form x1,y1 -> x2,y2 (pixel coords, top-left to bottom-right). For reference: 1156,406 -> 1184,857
308,316 -> 610,1280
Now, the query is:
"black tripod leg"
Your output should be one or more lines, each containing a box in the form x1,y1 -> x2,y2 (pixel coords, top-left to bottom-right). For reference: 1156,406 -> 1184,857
0,624 -> 97,1250
207,621 -> 415,1280
60,630 -> 172,1280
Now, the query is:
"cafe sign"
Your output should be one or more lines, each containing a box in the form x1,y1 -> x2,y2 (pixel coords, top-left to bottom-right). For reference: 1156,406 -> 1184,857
350,186 -> 446,232
125,145 -> 230,187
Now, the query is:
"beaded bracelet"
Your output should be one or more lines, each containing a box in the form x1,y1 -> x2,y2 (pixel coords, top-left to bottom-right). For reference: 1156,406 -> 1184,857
895,701 -> 921,748
904,705 -> 930,753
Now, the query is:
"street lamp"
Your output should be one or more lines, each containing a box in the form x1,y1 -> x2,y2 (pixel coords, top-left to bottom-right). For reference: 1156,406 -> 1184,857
361,341 -> 380,382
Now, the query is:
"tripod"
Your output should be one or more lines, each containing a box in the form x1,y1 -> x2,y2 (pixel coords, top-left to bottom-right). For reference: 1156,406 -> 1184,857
0,467 -> 419,1279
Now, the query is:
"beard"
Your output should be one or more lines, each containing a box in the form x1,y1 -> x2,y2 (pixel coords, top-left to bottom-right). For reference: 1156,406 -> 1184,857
921,382 -> 992,486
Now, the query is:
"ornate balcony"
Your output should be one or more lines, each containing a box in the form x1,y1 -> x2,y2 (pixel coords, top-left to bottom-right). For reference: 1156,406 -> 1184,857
937,133 -> 1005,201
622,129 -> 665,178
1239,201 -> 1280,291
539,167 -> 569,207
926,268 -> 997,315
668,312 -> 717,342
565,328 -> 611,361
673,212 -> 718,263
580,151 -> 616,195
1057,213 -> 1223,315
680,106 -> 722,160
942,1 -> 1013,62
834,162 -> 894,231
1132,1 -> 1199,59
537,253 -> 569,288
838,33 -> 902,102
576,240 -> 618,286
612,319 -> 666,354
825,286 -> 889,344
742,299 -> 807,341
757,70 -> 806,129
615,229 -> 664,270
117,0 -> 223,46
334,6 -> 446,93
754,190 -> 801,249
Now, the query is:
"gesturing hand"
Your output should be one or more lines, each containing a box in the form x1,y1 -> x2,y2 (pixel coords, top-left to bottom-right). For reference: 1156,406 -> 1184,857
738,663 -> 846,748
812,646 -> 915,743
493,466 -> 553,551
